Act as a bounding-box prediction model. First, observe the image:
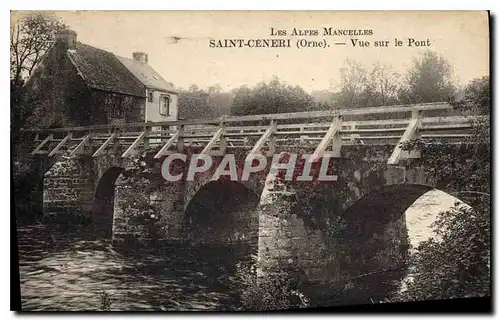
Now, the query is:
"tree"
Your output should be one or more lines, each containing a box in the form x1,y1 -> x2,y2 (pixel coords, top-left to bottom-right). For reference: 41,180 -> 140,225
399,50 -> 456,104
392,77 -> 490,302
337,59 -> 369,108
11,12 -> 67,137
336,60 -> 402,108
230,77 -> 314,116
207,84 -> 233,116
178,85 -> 215,119
394,201 -> 490,301
11,12 -> 67,223
368,63 -> 401,106
10,12 -> 67,88
452,76 -> 490,115
310,90 -> 339,106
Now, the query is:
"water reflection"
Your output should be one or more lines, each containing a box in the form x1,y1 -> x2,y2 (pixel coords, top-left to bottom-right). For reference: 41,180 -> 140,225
17,225 -> 250,311
16,189 -> 463,311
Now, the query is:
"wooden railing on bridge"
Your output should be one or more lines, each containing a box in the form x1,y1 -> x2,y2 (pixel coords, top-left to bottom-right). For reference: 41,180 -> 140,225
26,102 -> 488,165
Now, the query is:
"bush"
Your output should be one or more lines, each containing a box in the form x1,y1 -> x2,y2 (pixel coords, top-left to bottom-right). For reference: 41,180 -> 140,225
391,200 -> 490,302
235,260 -> 309,311
389,78 -> 490,302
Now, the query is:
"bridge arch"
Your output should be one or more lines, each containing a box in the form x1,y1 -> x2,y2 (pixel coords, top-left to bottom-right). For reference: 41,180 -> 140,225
337,183 -> 469,302
341,183 -> 434,242
183,174 -> 264,212
92,166 -> 125,236
183,179 -> 261,246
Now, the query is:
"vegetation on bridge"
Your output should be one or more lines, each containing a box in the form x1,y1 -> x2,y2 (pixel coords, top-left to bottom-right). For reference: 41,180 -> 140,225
391,77 -> 490,302
235,75 -> 490,310
11,12 -> 490,311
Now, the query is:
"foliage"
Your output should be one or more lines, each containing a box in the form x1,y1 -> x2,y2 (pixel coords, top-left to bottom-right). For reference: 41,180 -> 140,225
451,76 -> 490,115
398,50 -> 456,104
208,84 -> 233,116
178,84 -> 232,119
124,189 -> 163,241
337,59 -> 369,107
235,261 -> 310,311
391,76 -> 490,301
11,13 -> 67,223
178,51 -> 458,119
11,12 -> 66,139
119,155 -> 167,242
10,12 -> 67,87
393,201 -> 490,301
320,216 -> 411,305
230,77 -> 315,116
401,76 -> 490,196
334,51 -> 456,108
310,89 -> 340,106
336,60 -> 401,108
11,13 -> 67,187
368,62 -> 402,106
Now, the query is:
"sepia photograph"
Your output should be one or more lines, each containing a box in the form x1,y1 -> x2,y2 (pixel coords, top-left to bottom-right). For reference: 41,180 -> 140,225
10,10 -> 491,312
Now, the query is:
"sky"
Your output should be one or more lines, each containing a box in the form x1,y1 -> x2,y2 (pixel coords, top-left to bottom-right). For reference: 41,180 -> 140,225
12,10 -> 490,93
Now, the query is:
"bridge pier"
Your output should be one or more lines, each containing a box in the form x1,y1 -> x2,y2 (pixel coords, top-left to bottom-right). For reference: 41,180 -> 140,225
43,157 -> 95,224
112,172 -> 185,246
254,158 -> 437,303
256,177 -> 328,292
256,188 -> 298,279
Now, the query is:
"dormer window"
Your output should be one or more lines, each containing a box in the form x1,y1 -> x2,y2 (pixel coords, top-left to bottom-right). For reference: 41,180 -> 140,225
159,94 -> 171,116
148,90 -> 154,102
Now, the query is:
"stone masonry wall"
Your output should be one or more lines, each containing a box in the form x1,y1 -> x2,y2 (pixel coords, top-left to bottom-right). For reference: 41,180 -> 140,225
255,146 -> 437,300
257,183 -> 327,285
43,158 -> 95,223
40,143 -> 467,297
112,169 -> 186,245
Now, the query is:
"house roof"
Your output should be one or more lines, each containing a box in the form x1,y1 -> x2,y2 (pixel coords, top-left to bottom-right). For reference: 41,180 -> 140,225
116,56 -> 177,93
68,43 -> 146,97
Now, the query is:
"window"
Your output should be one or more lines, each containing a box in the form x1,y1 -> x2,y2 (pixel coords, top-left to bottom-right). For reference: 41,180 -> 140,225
148,90 -> 154,102
159,94 -> 171,116
111,95 -> 123,118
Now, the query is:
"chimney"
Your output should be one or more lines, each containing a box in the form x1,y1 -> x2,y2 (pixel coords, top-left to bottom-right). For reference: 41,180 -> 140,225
56,29 -> 77,51
133,52 -> 148,63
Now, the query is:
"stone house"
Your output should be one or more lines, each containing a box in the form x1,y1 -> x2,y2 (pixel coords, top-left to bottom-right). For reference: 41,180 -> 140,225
24,29 -> 178,128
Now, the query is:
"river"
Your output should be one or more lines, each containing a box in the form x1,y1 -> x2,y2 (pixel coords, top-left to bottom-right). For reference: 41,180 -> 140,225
16,225 -> 251,311
15,189 -> 462,311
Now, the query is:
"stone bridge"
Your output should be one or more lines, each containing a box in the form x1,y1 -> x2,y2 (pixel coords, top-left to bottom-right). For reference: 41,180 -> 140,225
27,102 -> 486,303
